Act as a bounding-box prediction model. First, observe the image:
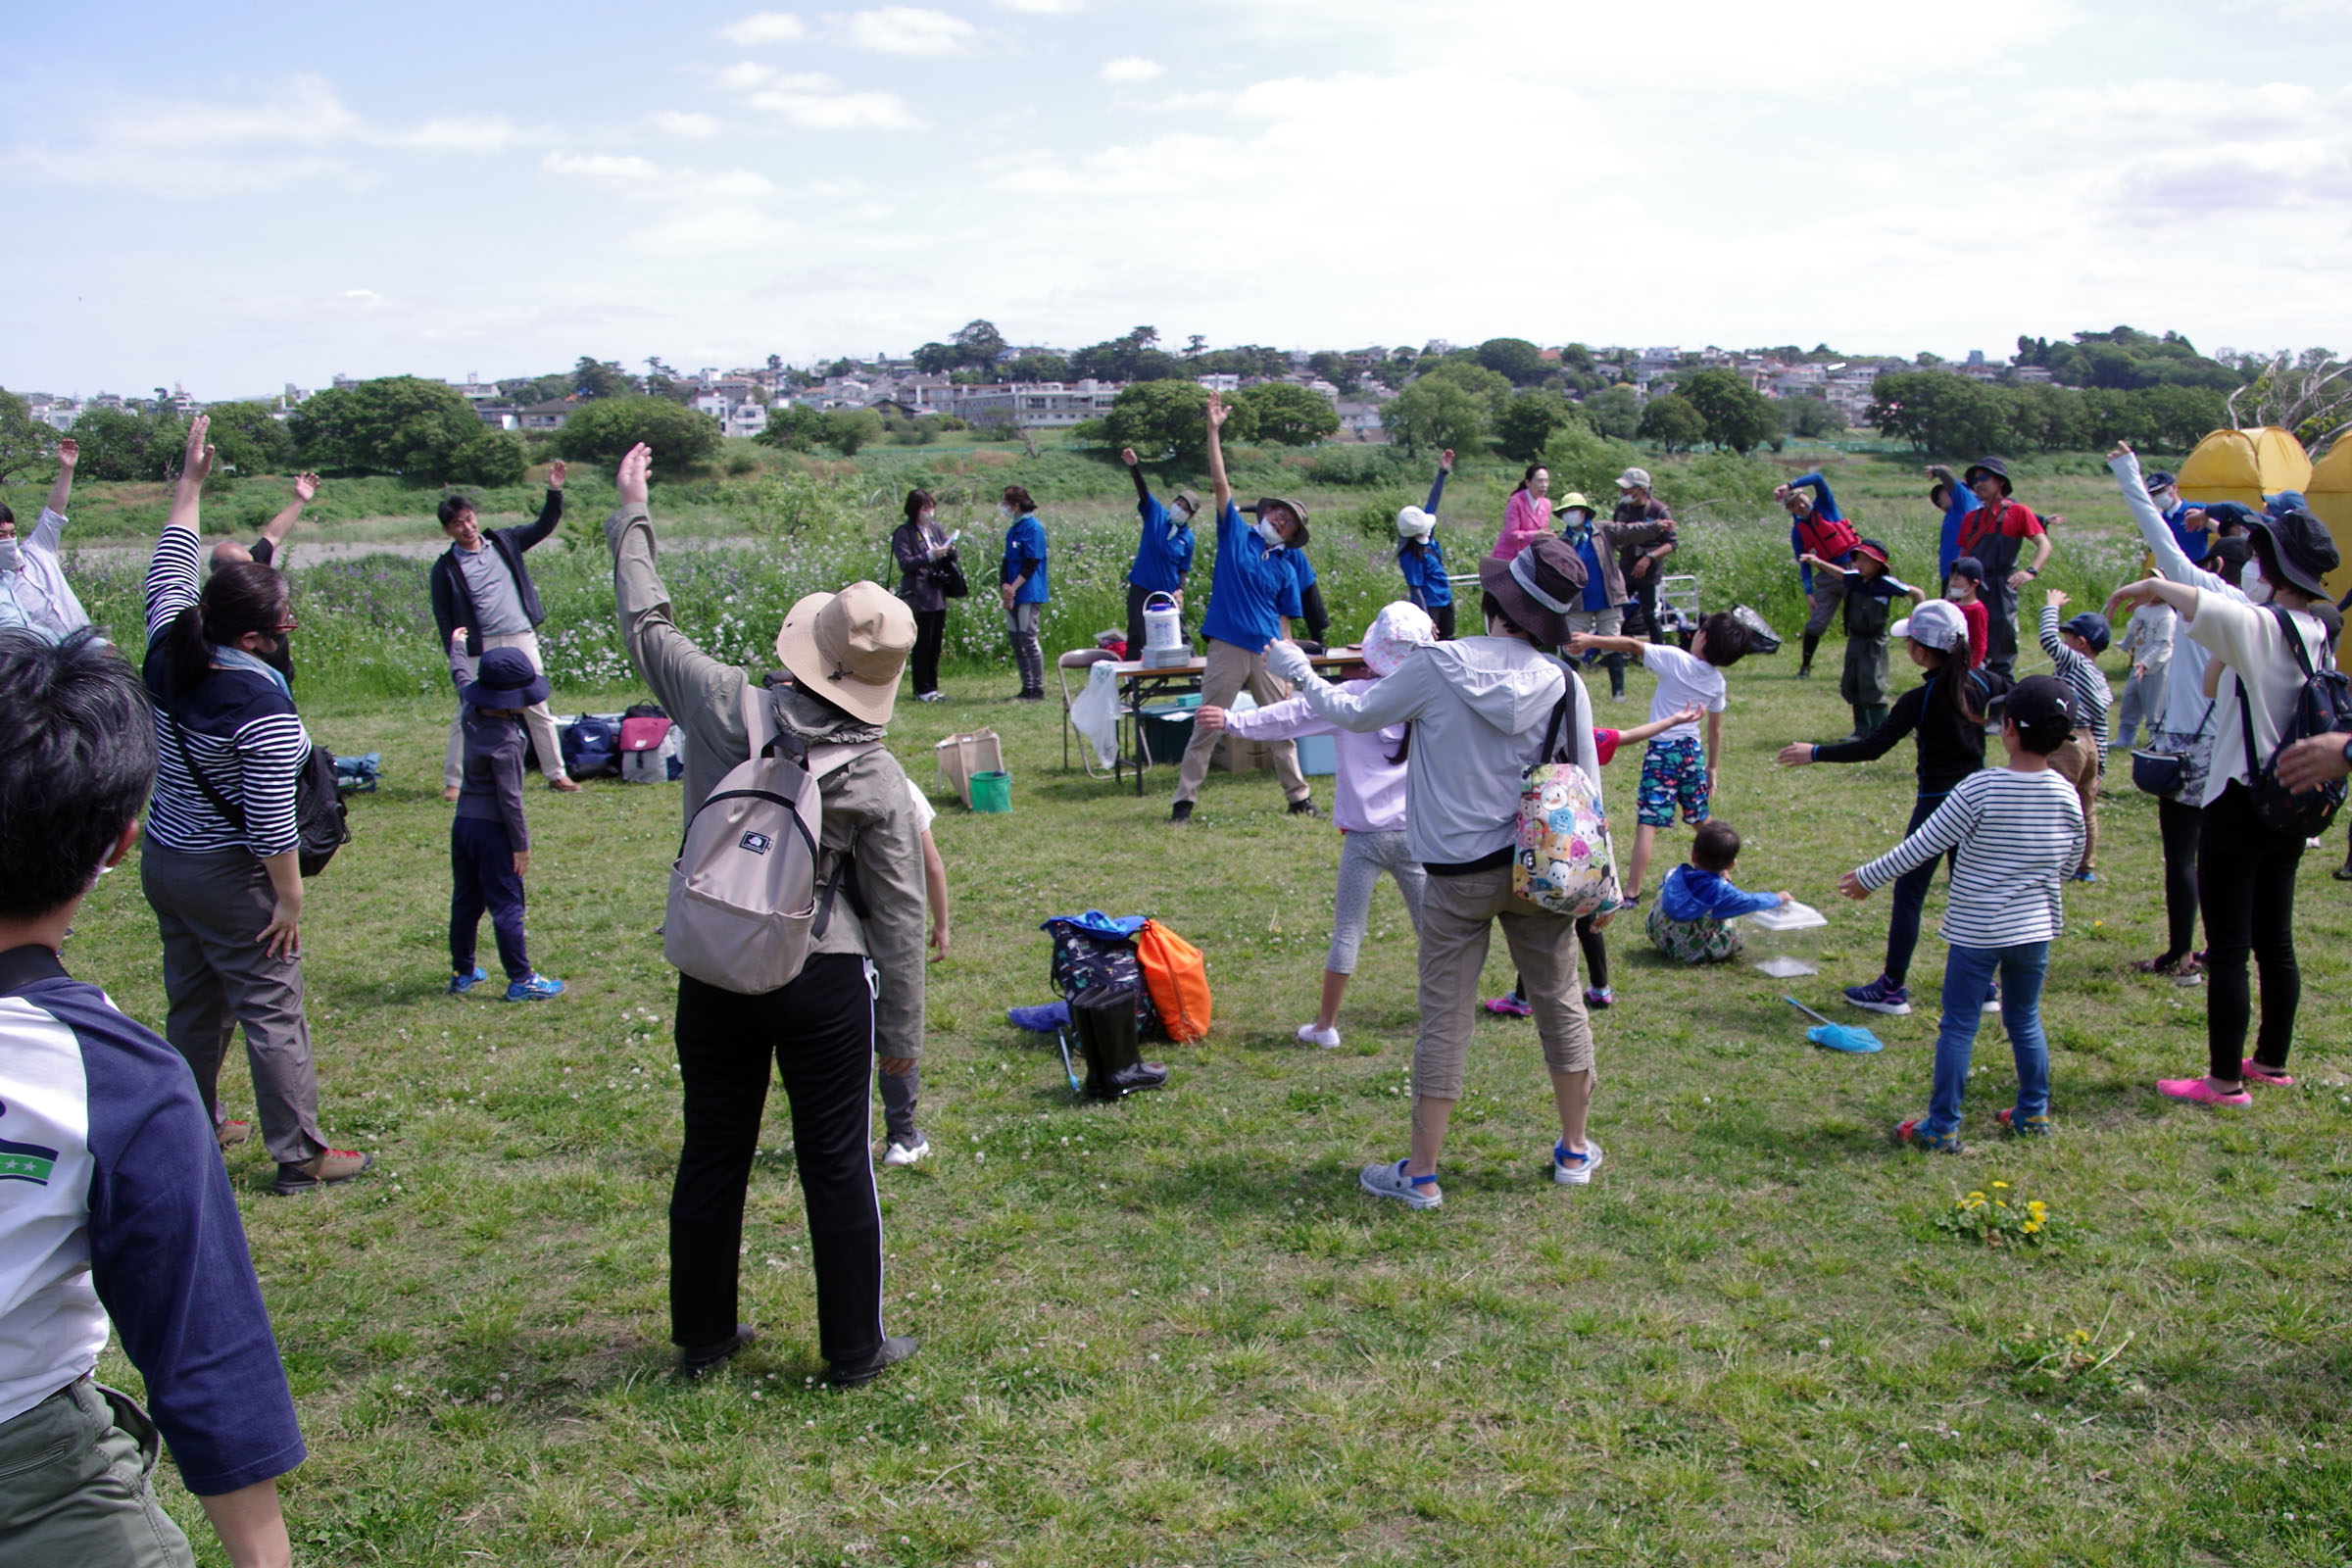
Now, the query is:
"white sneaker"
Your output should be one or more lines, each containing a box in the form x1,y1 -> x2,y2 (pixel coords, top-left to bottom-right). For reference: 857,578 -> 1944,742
1551,1139 -> 1604,1186
881,1137 -> 929,1167
1296,1022 -> 1342,1049
1359,1158 -> 1442,1209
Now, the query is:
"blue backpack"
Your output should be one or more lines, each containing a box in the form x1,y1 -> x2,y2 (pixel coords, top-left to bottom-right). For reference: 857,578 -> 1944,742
561,714 -> 622,779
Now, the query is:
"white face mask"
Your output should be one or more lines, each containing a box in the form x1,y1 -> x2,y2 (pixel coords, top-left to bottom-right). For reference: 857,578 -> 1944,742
2244,556 -> 2275,606
998,504 -> 1014,521
0,540 -> 18,573
1255,519 -> 1286,547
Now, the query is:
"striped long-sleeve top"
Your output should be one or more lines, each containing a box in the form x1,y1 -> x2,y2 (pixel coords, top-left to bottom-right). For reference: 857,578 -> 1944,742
140,528 -> 311,857
2038,606 -> 2112,747
1854,766 -> 2084,948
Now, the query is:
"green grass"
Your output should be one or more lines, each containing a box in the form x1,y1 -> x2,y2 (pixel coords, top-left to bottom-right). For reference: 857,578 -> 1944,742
68,616 -> 2352,1565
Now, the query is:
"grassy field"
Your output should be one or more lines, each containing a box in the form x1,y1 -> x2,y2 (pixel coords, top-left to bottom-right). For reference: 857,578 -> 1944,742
66,595 -> 2352,1564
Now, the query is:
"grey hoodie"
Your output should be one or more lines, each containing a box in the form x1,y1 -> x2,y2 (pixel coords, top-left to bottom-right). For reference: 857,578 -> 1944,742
1275,635 -> 1607,869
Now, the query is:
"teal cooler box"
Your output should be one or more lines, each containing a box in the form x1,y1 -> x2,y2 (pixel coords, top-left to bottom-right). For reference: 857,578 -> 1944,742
1294,734 -> 1336,776
1138,694 -> 1204,765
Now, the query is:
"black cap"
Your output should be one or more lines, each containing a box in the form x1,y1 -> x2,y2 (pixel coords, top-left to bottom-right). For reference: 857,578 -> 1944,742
2061,611 -> 2112,655
1962,457 -> 2013,496
2144,469 -> 2177,492
2248,508 -> 2341,598
2005,674 -> 2074,744
1948,556 -> 1985,584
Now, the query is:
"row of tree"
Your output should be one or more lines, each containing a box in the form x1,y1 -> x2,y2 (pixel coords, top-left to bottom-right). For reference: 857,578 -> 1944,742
1865,371 -> 2230,456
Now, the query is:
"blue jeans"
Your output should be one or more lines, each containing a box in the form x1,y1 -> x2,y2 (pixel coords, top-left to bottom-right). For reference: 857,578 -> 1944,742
1923,941 -> 2050,1143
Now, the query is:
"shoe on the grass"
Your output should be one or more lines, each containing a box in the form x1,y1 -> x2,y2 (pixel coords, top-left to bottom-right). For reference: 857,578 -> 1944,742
1843,975 -> 1911,1016
216,1119 -> 252,1152
2071,868 -> 2098,883
882,1137 -> 930,1167
829,1335 -> 918,1387
1287,797 -> 1321,817
1995,1107 -> 2052,1137
1982,981 -> 2002,1015
2241,1059 -> 2296,1088
916,690 -> 947,703
1169,800 -> 1195,825
1584,986 -> 1613,1009
677,1324 -> 755,1379
2156,1076 -> 2251,1106
1359,1157 -> 1442,1209
1551,1139 -> 1604,1186
1891,1117 -> 1963,1153
272,1146 -> 373,1195
1296,1023 -> 1342,1049
505,973 -> 566,1002
448,965 -> 488,996
1482,993 -> 1532,1019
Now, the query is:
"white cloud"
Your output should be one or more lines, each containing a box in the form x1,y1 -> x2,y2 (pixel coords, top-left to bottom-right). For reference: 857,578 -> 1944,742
717,11 -> 808,45
833,6 -> 977,56
747,87 -> 927,130
647,110 -> 723,138
1101,57 -> 1164,84
994,0 -> 1082,10
711,61 -> 778,90
541,151 -> 665,183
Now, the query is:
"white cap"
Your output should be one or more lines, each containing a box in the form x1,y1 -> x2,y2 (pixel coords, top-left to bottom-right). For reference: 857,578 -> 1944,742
1615,466 -> 1651,491
1889,597 -> 1966,652
1396,505 -> 1435,539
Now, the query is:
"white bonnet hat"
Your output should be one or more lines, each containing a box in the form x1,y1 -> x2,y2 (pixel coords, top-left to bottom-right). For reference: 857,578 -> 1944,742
1361,601 -> 1438,677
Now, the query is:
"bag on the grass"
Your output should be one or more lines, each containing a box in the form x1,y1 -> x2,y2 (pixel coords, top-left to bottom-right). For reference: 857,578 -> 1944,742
1136,919 -> 1211,1043
619,705 -> 675,785
561,713 -> 622,779
663,684 -> 874,995
1513,693 -> 1619,918
332,751 -> 381,795
1041,910 -> 1163,1040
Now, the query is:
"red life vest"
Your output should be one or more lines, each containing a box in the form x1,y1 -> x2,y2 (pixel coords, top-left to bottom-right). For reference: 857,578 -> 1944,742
1796,513 -> 1859,560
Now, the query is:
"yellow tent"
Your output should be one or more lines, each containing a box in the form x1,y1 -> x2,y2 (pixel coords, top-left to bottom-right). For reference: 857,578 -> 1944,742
2307,438 -> 2352,664
2175,425 -> 2313,507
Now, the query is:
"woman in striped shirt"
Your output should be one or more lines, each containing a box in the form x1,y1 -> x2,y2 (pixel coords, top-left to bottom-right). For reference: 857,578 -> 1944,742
1840,675 -> 2086,1152
138,416 -> 370,1197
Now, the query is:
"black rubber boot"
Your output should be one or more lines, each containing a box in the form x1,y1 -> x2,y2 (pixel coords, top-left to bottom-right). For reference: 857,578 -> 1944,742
1075,986 -> 1166,1101
1798,633 -> 1820,676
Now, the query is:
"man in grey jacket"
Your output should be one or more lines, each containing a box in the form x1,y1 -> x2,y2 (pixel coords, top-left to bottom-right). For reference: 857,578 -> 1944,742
1268,534 -> 1613,1210
604,442 -> 923,1388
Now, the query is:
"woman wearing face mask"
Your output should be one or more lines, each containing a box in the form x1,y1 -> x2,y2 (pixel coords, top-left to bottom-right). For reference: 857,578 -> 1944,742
997,485 -> 1049,701
2106,501 -> 2342,1107
892,489 -> 957,703
139,416 -> 370,1196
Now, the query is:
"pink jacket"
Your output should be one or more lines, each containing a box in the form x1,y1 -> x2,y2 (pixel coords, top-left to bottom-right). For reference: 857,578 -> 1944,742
1492,489 -> 1552,562
1225,679 -> 1406,834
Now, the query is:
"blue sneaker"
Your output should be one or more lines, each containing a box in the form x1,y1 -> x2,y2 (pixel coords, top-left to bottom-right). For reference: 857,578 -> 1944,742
448,966 -> 488,996
1983,980 -> 2002,1016
1843,975 -> 1911,1016
2071,869 -> 2098,884
504,973 -> 566,1002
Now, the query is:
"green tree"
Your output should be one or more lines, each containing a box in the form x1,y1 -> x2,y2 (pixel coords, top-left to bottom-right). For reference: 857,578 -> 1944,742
1305,351 -> 1359,394
1070,326 -> 1166,382
642,358 -> 695,404
1384,376 -> 1491,456
912,342 -> 958,375
447,430 -> 529,487
1677,369 -> 1778,454
1005,352 -> 1069,383
1101,380 -> 1236,468
1475,337 -> 1549,385
1230,382 -> 1339,446
555,395 -> 724,469
1638,394 -> 1707,454
201,401 -> 297,474
952,319 -> 1007,369
1494,389 -> 1579,462
755,405 -> 833,451
292,376 -> 482,479
0,390 -> 55,482
1580,384 -> 1642,440
1779,396 -> 1846,439
571,357 -> 636,400
823,409 -> 884,456
63,406 -> 184,481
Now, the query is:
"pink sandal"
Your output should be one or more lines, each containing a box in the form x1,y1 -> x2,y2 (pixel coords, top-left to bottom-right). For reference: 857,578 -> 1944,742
2156,1077 -> 2252,1107
2241,1060 -> 2296,1088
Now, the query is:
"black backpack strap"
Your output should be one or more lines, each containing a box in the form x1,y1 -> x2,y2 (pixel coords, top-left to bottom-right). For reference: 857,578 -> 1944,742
2237,673 -> 2260,779
167,711 -> 248,837
1539,691 -> 1572,766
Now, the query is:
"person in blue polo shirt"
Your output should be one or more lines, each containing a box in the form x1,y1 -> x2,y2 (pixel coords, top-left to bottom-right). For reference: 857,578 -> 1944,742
998,484 -> 1049,701
1395,449 -> 1455,640
1119,448 -> 1198,658
0,629 -> 305,1567
1169,391 -> 1318,824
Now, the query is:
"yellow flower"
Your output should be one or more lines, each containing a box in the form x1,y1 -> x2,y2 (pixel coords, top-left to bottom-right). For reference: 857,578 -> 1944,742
2022,1221 -> 2041,1235
1996,1200 -> 2009,1208
2029,1200 -> 2048,1215
1991,1181 -> 2010,1190
1967,1191 -> 1986,1201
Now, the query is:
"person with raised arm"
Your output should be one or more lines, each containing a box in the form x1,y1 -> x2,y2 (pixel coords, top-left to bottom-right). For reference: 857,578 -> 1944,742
1778,471 -> 1861,679
0,436 -> 90,639
1167,390 -> 1317,824
211,472 -> 322,572
1119,448 -> 1198,658
1393,449 -> 1455,640
431,464 -> 579,799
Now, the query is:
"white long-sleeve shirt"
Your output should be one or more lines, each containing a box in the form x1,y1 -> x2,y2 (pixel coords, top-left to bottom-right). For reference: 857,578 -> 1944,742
2110,452 -> 2243,737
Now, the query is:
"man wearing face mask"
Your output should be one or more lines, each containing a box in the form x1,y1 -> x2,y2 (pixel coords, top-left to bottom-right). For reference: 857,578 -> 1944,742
430,466 -> 579,800
0,437 -> 90,641
1168,391 -> 1317,824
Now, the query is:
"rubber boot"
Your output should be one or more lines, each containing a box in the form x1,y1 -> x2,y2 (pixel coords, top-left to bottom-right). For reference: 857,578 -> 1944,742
1846,705 -> 1871,741
1798,632 -> 1819,677
1604,653 -> 1627,699
1863,704 -> 1888,735
1075,986 -> 1166,1101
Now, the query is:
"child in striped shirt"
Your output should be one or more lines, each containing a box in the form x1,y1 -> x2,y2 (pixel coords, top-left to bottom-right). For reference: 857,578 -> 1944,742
2038,590 -> 2112,882
1839,675 -> 2085,1152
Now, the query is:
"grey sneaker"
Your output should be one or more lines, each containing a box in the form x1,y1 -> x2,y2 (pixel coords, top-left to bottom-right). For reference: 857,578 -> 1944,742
829,1335 -> 918,1387
1551,1139 -> 1604,1186
881,1136 -> 929,1167
1359,1157 -> 1442,1209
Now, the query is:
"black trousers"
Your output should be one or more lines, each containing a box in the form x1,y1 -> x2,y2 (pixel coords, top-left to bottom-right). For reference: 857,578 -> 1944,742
2197,783 -> 2303,1077
670,956 -> 885,1365
2157,795 -> 2203,962
909,609 -> 947,696
450,816 -> 530,981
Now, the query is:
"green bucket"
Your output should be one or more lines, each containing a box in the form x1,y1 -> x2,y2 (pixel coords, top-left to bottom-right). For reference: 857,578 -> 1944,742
969,770 -> 1012,813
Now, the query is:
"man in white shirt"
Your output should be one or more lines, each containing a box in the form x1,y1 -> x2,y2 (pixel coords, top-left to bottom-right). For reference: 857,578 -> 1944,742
0,438 -> 90,640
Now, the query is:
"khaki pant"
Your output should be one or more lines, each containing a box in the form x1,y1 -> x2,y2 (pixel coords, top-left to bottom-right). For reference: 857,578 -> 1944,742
1172,638 -> 1307,806
0,1379 -> 194,1567
1802,565 -> 1847,639
2048,729 -> 2100,874
446,629 -> 565,788
1413,865 -> 1594,1100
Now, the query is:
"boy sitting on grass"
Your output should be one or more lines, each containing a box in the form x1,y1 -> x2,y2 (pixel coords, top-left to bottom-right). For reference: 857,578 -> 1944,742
1839,675 -> 2085,1152
447,636 -> 565,1002
1567,611 -> 1755,906
1646,820 -> 1791,963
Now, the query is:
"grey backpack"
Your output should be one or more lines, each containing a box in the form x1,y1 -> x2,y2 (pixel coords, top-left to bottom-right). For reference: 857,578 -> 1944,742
663,682 -> 871,995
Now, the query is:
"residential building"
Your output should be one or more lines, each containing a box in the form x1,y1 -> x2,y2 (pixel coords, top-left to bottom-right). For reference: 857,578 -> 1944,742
519,397 -> 575,431
954,380 -> 1121,428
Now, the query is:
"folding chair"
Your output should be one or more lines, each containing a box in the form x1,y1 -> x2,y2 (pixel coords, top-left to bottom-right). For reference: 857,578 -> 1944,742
1058,647 -> 1119,775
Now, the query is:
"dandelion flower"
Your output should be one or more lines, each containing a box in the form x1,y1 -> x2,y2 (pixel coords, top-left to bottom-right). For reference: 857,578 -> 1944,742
1991,1181 -> 2010,1190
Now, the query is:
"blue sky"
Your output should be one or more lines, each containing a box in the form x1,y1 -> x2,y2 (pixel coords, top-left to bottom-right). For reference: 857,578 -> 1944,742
3,0 -> 2347,398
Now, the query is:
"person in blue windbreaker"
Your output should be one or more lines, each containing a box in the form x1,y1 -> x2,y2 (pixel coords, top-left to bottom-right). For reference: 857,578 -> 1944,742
1395,448 -> 1456,640
1925,463 -> 1985,581
1119,447 -> 1197,657
998,484 -> 1049,701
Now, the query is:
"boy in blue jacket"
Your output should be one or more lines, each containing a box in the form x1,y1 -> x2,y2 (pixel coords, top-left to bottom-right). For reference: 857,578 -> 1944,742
1647,819 -> 1791,962
1395,449 -> 1456,640
1119,447 -> 1197,657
